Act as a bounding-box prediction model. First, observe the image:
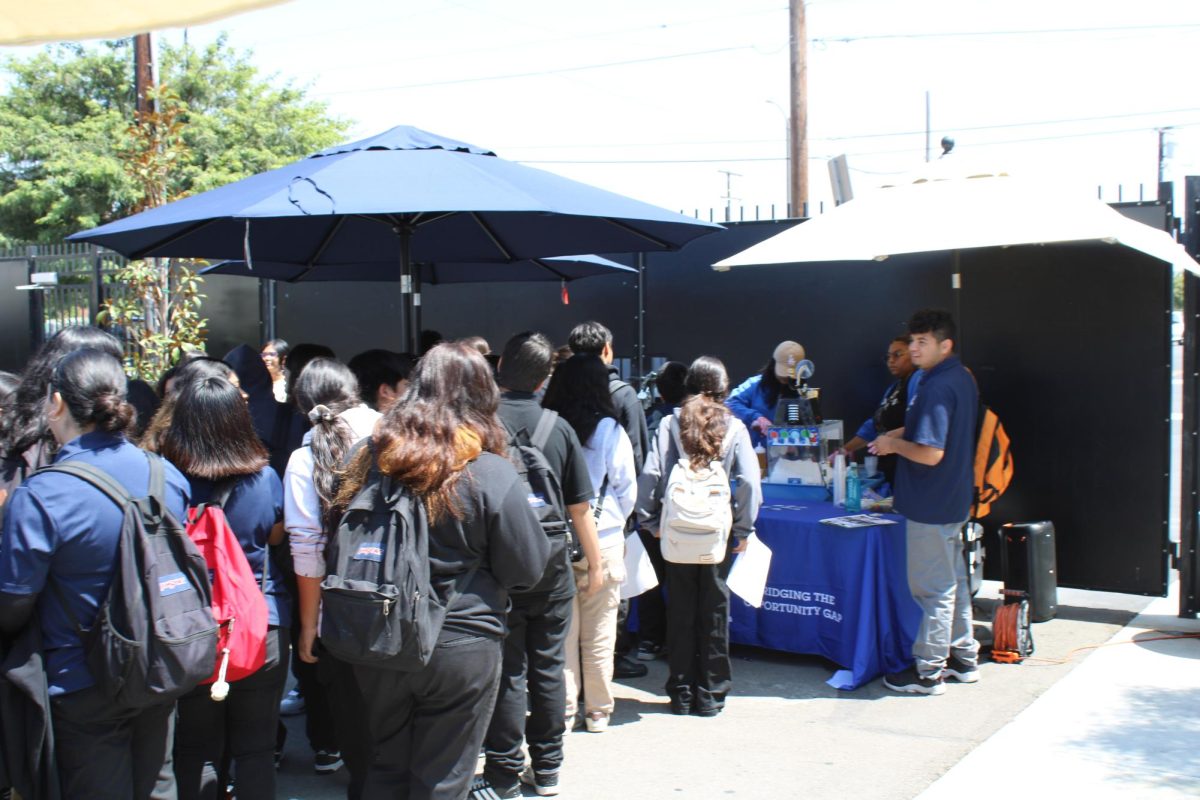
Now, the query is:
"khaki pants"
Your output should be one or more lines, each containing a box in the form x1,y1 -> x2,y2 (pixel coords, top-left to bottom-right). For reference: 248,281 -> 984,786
564,537 -> 626,718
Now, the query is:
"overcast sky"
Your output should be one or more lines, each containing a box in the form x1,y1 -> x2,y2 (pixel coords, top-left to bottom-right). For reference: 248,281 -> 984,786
9,0 -> 1200,218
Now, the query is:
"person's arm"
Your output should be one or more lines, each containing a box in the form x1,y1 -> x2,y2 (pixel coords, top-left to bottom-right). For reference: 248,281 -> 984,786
295,576 -> 322,663
567,502 -> 604,596
607,426 -> 638,521
636,416 -> 672,534
843,435 -> 868,455
868,435 -> 943,465
726,375 -> 768,432
484,468 -> 553,592
726,421 -> 763,551
0,487 -> 54,636
613,384 -> 648,473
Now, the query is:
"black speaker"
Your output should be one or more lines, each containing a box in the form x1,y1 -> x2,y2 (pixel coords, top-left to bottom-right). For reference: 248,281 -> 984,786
1000,521 -> 1058,622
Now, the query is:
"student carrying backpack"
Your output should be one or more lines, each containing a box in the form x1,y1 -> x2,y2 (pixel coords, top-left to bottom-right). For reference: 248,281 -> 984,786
659,417 -> 738,564
0,349 -> 198,799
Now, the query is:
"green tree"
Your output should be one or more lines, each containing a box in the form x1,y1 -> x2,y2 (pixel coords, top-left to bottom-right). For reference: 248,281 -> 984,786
0,35 -> 348,243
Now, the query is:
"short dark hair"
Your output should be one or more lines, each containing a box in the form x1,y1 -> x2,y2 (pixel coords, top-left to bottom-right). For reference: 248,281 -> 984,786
285,343 -> 336,404
497,331 -> 554,392
655,361 -> 689,406
567,321 -> 612,356
907,309 -> 957,347
348,349 -> 416,409
891,335 -> 910,346
685,355 -> 730,401
158,375 -> 268,480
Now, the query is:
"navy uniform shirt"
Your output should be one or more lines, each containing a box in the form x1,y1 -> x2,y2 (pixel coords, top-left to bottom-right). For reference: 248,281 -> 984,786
894,356 -> 978,525
189,465 -> 289,629
0,432 -> 191,696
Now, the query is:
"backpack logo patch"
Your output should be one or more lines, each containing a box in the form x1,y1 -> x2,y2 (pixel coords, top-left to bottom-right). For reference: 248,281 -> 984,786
353,543 -> 384,562
158,572 -> 191,597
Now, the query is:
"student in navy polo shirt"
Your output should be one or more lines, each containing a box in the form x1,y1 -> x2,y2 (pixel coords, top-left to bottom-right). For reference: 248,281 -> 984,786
0,349 -> 191,798
153,374 -> 288,800
870,309 -> 980,696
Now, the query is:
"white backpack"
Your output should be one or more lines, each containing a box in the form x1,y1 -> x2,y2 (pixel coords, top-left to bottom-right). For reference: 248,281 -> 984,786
660,418 -> 736,565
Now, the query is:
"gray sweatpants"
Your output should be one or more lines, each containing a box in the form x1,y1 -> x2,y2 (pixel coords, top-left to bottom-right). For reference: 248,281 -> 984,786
905,519 -> 980,678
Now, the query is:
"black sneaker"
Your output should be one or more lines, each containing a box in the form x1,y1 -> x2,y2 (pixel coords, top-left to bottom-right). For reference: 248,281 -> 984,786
943,655 -> 980,683
883,667 -> 945,696
475,772 -> 521,799
314,749 -> 344,774
636,641 -> 665,661
613,656 -> 648,679
520,766 -> 561,796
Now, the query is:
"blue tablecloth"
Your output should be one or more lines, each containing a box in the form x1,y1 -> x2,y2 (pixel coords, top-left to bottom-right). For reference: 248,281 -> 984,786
729,500 -> 921,690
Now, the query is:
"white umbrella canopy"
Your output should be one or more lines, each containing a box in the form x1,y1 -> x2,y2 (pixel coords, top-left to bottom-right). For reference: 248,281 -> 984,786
0,0 -> 288,45
713,167 -> 1200,275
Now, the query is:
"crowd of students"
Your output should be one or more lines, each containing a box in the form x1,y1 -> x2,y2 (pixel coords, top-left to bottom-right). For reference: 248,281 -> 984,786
0,321 -> 762,800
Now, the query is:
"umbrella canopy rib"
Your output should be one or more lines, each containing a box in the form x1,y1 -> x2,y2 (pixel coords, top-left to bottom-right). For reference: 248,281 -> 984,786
601,217 -> 674,250
469,212 -> 516,261
307,216 -> 347,266
130,218 -> 217,260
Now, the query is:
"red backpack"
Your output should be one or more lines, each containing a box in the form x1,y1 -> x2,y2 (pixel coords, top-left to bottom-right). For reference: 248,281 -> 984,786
186,481 -> 269,700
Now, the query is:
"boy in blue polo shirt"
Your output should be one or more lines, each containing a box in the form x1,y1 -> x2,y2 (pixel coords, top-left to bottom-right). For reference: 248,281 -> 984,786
870,309 -> 979,696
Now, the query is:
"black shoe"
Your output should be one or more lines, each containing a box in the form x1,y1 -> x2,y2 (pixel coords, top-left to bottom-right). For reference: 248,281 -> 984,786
668,688 -> 693,715
521,766 -> 561,796
613,656 -> 648,679
636,641 -> 666,661
944,655 -> 980,683
476,772 -> 520,800
883,667 -> 945,696
314,749 -> 344,774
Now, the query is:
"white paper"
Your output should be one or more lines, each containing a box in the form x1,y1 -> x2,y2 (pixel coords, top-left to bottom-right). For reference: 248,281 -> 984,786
620,531 -> 660,600
727,534 -> 773,608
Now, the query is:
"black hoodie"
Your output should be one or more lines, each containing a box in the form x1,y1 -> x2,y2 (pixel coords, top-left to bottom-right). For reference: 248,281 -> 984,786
224,344 -> 295,477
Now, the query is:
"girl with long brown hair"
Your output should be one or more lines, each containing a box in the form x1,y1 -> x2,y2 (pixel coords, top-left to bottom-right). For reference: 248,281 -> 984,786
335,342 -> 549,799
636,355 -> 762,718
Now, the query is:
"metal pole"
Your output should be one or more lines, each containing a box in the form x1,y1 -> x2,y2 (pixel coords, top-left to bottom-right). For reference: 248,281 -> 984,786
1182,269 -> 1199,617
636,252 -> 646,384
398,226 -> 415,354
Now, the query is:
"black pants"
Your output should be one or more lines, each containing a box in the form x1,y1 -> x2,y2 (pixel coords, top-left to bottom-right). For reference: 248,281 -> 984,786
355,634 -> 503,800
663,544 -> 735,712
635,527 -> 669,645
315,644 -> 373,800
483,594 -> 572,778
51,684 -> 176,799
175,626 -> 290,800
291,624 -> 338,753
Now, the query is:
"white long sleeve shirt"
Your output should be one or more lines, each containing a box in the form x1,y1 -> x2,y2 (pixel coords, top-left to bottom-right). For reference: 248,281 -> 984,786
582,416 -> 637,546
285,404 -> 381,579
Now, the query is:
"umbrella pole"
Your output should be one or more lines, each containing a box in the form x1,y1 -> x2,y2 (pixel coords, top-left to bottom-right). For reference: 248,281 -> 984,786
398,225 -> 415,354
953,249 -> 963,356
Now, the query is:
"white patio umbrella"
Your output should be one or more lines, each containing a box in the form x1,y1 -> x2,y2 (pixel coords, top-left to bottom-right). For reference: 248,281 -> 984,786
0,0 -> 288,45
713,168 -> 1199,275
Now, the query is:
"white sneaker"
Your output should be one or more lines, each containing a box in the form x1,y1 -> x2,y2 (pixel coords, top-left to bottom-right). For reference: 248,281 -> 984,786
520,766 -> 561,796
584,712 -> 609,733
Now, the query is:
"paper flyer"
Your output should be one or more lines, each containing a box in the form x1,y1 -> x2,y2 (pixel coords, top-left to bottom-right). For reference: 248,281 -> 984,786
621,530 -> 660,600
727,533 -> 773,608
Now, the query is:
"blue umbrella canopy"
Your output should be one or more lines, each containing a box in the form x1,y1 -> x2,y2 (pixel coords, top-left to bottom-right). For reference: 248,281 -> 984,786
69,126 -> 719,264
198,253 -> 636,284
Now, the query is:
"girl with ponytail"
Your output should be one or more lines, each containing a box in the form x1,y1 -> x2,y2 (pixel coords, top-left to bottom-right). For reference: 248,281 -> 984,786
0,348 -> 191,797
283,357 -> 380,792
636,355 -> 762,719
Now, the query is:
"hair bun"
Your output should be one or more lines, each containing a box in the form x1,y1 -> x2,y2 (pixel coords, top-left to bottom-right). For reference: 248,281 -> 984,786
93,391 -> 135,433
308,404 -> 335,425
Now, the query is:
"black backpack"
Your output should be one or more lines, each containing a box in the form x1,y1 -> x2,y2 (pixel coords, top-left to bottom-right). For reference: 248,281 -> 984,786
320,463 -> 471,671
503,409 -> 577,596
39,453 -> 218,709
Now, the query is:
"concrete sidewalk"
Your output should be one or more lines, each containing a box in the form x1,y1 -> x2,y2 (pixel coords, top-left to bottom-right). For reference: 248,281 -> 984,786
279,581 -> 1193,799
917,586 -> 1200,800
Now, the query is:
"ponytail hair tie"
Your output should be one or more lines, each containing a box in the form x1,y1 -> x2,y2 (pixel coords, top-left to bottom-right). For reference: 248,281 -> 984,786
308,404 -> 335,424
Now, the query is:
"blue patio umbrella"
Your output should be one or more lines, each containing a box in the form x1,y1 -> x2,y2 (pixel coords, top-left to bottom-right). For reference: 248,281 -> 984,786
69,126 -> 720,350
197,253 -> 636,284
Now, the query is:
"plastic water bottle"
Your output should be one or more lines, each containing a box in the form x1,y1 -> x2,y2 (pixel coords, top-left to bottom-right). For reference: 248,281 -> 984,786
845,464 -> 862,513
832,452 -> 846,506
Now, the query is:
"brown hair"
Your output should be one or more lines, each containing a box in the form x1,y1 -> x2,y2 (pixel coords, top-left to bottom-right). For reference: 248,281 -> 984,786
337,342 -> 507,521
678,356 -> 731,467
156,376 -> 268,480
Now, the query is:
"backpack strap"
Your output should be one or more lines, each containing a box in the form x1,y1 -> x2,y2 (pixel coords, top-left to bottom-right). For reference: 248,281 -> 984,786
37,460 -> 133,507
529,409 -> 559,452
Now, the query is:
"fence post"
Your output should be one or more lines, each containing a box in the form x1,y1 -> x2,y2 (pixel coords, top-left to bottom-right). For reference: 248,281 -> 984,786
27,245 -> 42,349
91,245 -> 103,324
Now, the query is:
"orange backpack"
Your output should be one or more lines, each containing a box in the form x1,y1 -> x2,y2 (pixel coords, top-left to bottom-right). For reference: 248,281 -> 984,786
972,404 -> 1013,519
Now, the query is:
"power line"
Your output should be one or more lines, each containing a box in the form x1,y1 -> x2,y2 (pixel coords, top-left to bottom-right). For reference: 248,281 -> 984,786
317,45 -> 761,96
812,22 -> 1200,44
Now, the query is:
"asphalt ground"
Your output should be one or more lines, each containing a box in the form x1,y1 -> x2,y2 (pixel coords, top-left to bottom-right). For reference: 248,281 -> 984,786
274,581 -> 1157,799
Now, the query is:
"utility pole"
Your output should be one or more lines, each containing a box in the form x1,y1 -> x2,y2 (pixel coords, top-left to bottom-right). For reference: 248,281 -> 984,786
789,0 -> 808,216
133,33 -> 155,116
